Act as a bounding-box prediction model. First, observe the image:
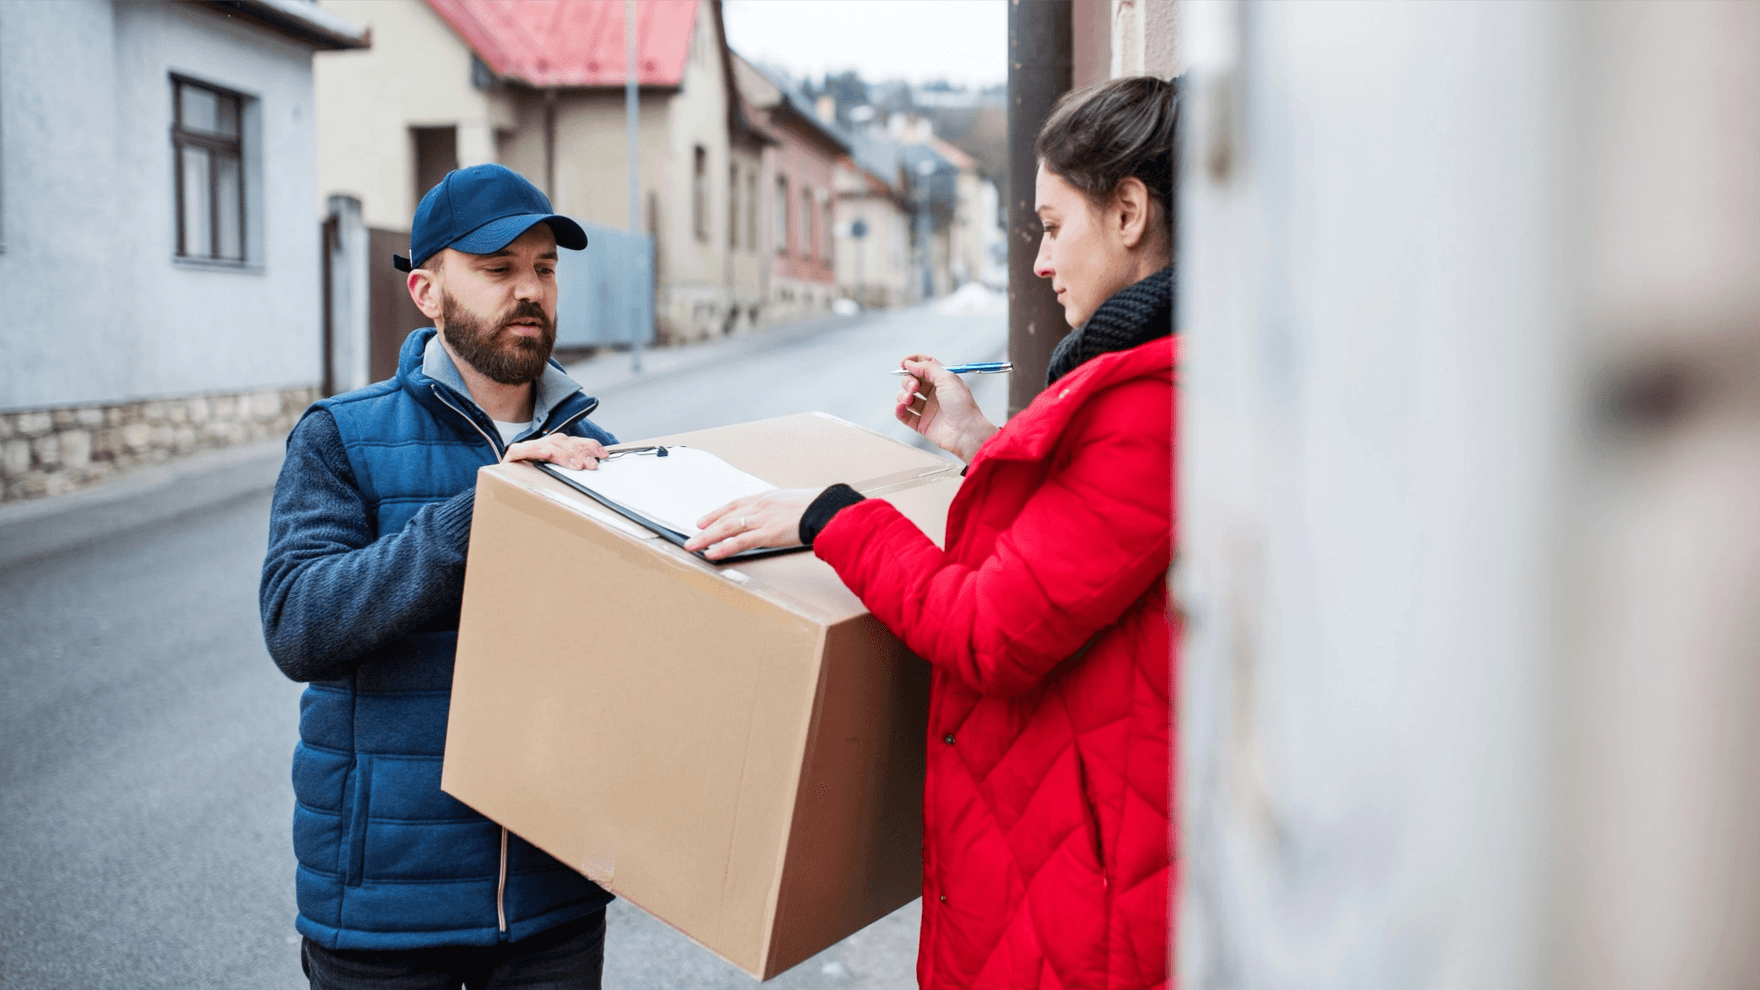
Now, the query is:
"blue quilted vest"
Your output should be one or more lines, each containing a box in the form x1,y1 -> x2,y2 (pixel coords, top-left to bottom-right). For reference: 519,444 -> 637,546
292,329 -> 617,950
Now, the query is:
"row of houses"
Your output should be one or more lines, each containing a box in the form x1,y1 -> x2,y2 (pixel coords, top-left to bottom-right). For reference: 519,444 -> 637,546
313,0 -> 1001,345
0,0 -> 999,504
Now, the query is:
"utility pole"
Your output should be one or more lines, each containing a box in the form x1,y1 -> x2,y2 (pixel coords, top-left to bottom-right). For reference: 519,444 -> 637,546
625,0 -> 643,372
1005,0 -> 1071,418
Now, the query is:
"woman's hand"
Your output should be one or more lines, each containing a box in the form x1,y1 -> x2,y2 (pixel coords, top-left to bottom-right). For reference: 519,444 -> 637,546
504,434 -> 608,470
684,488 -> 822,560
894,355 -> 999,463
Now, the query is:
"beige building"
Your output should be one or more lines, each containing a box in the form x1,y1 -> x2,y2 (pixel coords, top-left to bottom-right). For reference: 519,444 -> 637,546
313,0 -> 762,343
832,139 -> 914,309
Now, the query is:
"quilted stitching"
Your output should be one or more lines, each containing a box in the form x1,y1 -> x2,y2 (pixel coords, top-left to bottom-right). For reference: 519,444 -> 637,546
818,339 -> 1176,990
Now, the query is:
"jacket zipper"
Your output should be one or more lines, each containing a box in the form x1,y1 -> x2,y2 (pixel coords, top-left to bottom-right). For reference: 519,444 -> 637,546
497,826 -> 510,935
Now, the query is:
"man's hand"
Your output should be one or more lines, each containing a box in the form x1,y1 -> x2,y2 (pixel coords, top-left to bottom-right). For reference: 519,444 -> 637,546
504,434 -> 608,470
894,354 -> 999,463
684,488 -> 820,560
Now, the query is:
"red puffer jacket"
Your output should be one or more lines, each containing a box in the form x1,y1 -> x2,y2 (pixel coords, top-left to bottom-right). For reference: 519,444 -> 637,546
815,336 -> 1176,990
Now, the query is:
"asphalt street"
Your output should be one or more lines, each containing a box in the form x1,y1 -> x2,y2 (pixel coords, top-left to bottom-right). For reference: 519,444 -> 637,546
0,301 -> 1006,990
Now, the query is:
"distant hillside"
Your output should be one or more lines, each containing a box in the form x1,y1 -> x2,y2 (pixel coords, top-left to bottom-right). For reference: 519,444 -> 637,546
802,72 -> 1007,185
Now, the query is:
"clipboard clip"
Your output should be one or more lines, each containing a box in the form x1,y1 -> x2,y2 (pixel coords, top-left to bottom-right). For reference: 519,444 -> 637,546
601,445 -> 672,460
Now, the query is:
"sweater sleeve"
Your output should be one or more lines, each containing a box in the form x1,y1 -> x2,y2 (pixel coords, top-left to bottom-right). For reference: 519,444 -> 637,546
813,378 -> 1173,698
258,409 -> 477,683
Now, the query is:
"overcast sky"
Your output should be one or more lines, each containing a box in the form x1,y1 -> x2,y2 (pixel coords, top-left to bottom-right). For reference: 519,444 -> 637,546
722,0 -> 1007,89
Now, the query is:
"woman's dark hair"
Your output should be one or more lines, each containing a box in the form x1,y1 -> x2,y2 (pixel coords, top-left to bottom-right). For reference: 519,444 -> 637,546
1035,75 -> 1180,233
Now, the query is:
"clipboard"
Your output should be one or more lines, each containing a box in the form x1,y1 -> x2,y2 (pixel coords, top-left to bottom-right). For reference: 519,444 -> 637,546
535,459 -> 811,563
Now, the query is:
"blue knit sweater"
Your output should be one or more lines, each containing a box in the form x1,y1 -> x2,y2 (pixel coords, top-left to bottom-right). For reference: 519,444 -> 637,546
260,329 -> 617,949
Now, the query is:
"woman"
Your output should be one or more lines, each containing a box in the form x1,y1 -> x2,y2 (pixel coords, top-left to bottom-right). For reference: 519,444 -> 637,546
686,77 -> 1178,990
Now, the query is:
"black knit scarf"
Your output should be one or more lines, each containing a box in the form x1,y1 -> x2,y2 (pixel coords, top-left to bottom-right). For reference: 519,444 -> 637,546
1045,266 -> 1174,386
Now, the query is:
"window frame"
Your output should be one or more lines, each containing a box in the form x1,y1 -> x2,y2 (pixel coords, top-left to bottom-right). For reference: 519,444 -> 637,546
171,75 -> 248,264
693,145 -> 710,242
728,163 -> 739,249
775,175 -> 790,256
746,169 -> 758,252
822,199 -> 834,266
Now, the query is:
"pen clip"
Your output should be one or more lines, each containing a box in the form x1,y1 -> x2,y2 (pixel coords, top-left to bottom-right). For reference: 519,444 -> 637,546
601,445 -> 671,460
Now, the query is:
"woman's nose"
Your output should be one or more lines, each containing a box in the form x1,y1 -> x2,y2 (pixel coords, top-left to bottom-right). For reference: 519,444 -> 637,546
1033,236 -> 1053,278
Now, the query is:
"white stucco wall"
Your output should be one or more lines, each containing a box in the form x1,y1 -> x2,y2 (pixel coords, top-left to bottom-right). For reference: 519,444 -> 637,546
0,0 -> 325,411
313,0 -> 508,230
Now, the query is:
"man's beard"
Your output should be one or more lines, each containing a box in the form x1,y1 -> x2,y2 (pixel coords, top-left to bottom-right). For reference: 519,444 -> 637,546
440,293 -> 557,386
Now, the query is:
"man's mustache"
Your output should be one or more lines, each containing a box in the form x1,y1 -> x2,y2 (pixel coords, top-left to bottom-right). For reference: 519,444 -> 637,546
495,301 -> 554,338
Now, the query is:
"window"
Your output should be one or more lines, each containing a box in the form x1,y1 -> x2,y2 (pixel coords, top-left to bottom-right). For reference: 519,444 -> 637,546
728,164 -> 739,249
173,77 -> 245,262
413,127 -> 458,213
823,200 -> 834,265
746,170 -> 758,252
775,176 -> 790,255
693,145 -> 709,242
801,187 -> 814,261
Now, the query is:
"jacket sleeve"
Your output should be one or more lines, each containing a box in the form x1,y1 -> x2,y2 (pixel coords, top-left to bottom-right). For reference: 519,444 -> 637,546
814,378 -> 1173,697
258,409 -> 476,683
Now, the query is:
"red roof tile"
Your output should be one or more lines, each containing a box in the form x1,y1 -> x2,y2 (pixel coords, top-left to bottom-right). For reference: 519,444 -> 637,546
425,0 -> 699,88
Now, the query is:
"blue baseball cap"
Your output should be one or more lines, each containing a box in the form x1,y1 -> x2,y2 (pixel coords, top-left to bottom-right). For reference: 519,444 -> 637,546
394,164 -> 587,271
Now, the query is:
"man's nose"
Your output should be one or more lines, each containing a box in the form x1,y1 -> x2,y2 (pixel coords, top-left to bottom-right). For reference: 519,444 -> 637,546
511,265 -> 543,300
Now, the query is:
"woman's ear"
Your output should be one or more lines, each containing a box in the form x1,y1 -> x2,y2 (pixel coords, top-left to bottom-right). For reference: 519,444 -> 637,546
1113,176 -> 1152,250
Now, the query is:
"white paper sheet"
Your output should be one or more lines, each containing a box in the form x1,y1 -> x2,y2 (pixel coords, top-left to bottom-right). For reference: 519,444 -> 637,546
547,446 -> 775,537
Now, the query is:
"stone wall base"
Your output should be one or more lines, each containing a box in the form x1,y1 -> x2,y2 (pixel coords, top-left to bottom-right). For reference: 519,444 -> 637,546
0,385 -> 319,503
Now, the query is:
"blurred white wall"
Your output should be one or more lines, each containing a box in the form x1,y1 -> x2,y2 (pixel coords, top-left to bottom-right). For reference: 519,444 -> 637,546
1181,1 -> 1760,987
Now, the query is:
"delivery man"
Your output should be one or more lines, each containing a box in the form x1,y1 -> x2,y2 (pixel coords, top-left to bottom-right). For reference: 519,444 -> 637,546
260,164 -> 616,989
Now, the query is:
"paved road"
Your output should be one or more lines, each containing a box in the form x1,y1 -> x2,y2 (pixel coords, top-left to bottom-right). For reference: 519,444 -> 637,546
0,302 -> 1006,990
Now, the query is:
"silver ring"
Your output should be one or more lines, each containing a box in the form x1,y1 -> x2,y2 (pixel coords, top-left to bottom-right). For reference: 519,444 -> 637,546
740,516 -> 749,531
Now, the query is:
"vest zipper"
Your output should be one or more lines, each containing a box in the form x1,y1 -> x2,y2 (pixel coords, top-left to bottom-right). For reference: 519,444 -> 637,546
538,399 -> 596,440
431,386 -> 506,459
497,826 -> 510,935
433,385 -> 599,457
434,383 -> 593,941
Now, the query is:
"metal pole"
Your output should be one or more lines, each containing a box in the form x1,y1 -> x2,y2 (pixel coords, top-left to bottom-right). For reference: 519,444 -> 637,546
625,0 -> 643,372
1005,0 -> 1072,418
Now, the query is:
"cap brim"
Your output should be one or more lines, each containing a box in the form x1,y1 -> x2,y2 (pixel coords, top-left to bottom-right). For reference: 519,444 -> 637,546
451,213 -> 589,256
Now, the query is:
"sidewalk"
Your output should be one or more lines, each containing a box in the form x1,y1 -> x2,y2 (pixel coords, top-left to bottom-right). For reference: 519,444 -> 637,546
0,438 -> 288,571
0,314 -> 870,572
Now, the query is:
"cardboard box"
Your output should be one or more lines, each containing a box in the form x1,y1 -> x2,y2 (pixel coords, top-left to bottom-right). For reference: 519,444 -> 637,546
443,413 -> 961,979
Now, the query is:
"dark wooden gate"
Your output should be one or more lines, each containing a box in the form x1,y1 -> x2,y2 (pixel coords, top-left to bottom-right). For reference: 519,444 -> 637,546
368,228 -> 429,383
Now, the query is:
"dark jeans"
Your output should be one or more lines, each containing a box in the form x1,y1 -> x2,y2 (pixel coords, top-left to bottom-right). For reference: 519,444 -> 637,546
300,910 -> 606,990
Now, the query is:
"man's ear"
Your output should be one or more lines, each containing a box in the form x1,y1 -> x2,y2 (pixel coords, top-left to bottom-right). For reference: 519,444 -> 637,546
408,265 -> 444,322
1113,176 -> 1152,251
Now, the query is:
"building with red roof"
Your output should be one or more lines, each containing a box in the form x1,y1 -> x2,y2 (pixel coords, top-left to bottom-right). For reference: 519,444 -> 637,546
314,0 -> 774,345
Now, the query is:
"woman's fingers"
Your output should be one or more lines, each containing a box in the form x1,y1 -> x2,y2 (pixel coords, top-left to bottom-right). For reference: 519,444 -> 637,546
695,497 -> 744,532
685,489 -> 816,557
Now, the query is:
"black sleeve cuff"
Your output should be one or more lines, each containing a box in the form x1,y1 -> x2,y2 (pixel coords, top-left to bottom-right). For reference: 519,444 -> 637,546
799,483 -> 866,546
